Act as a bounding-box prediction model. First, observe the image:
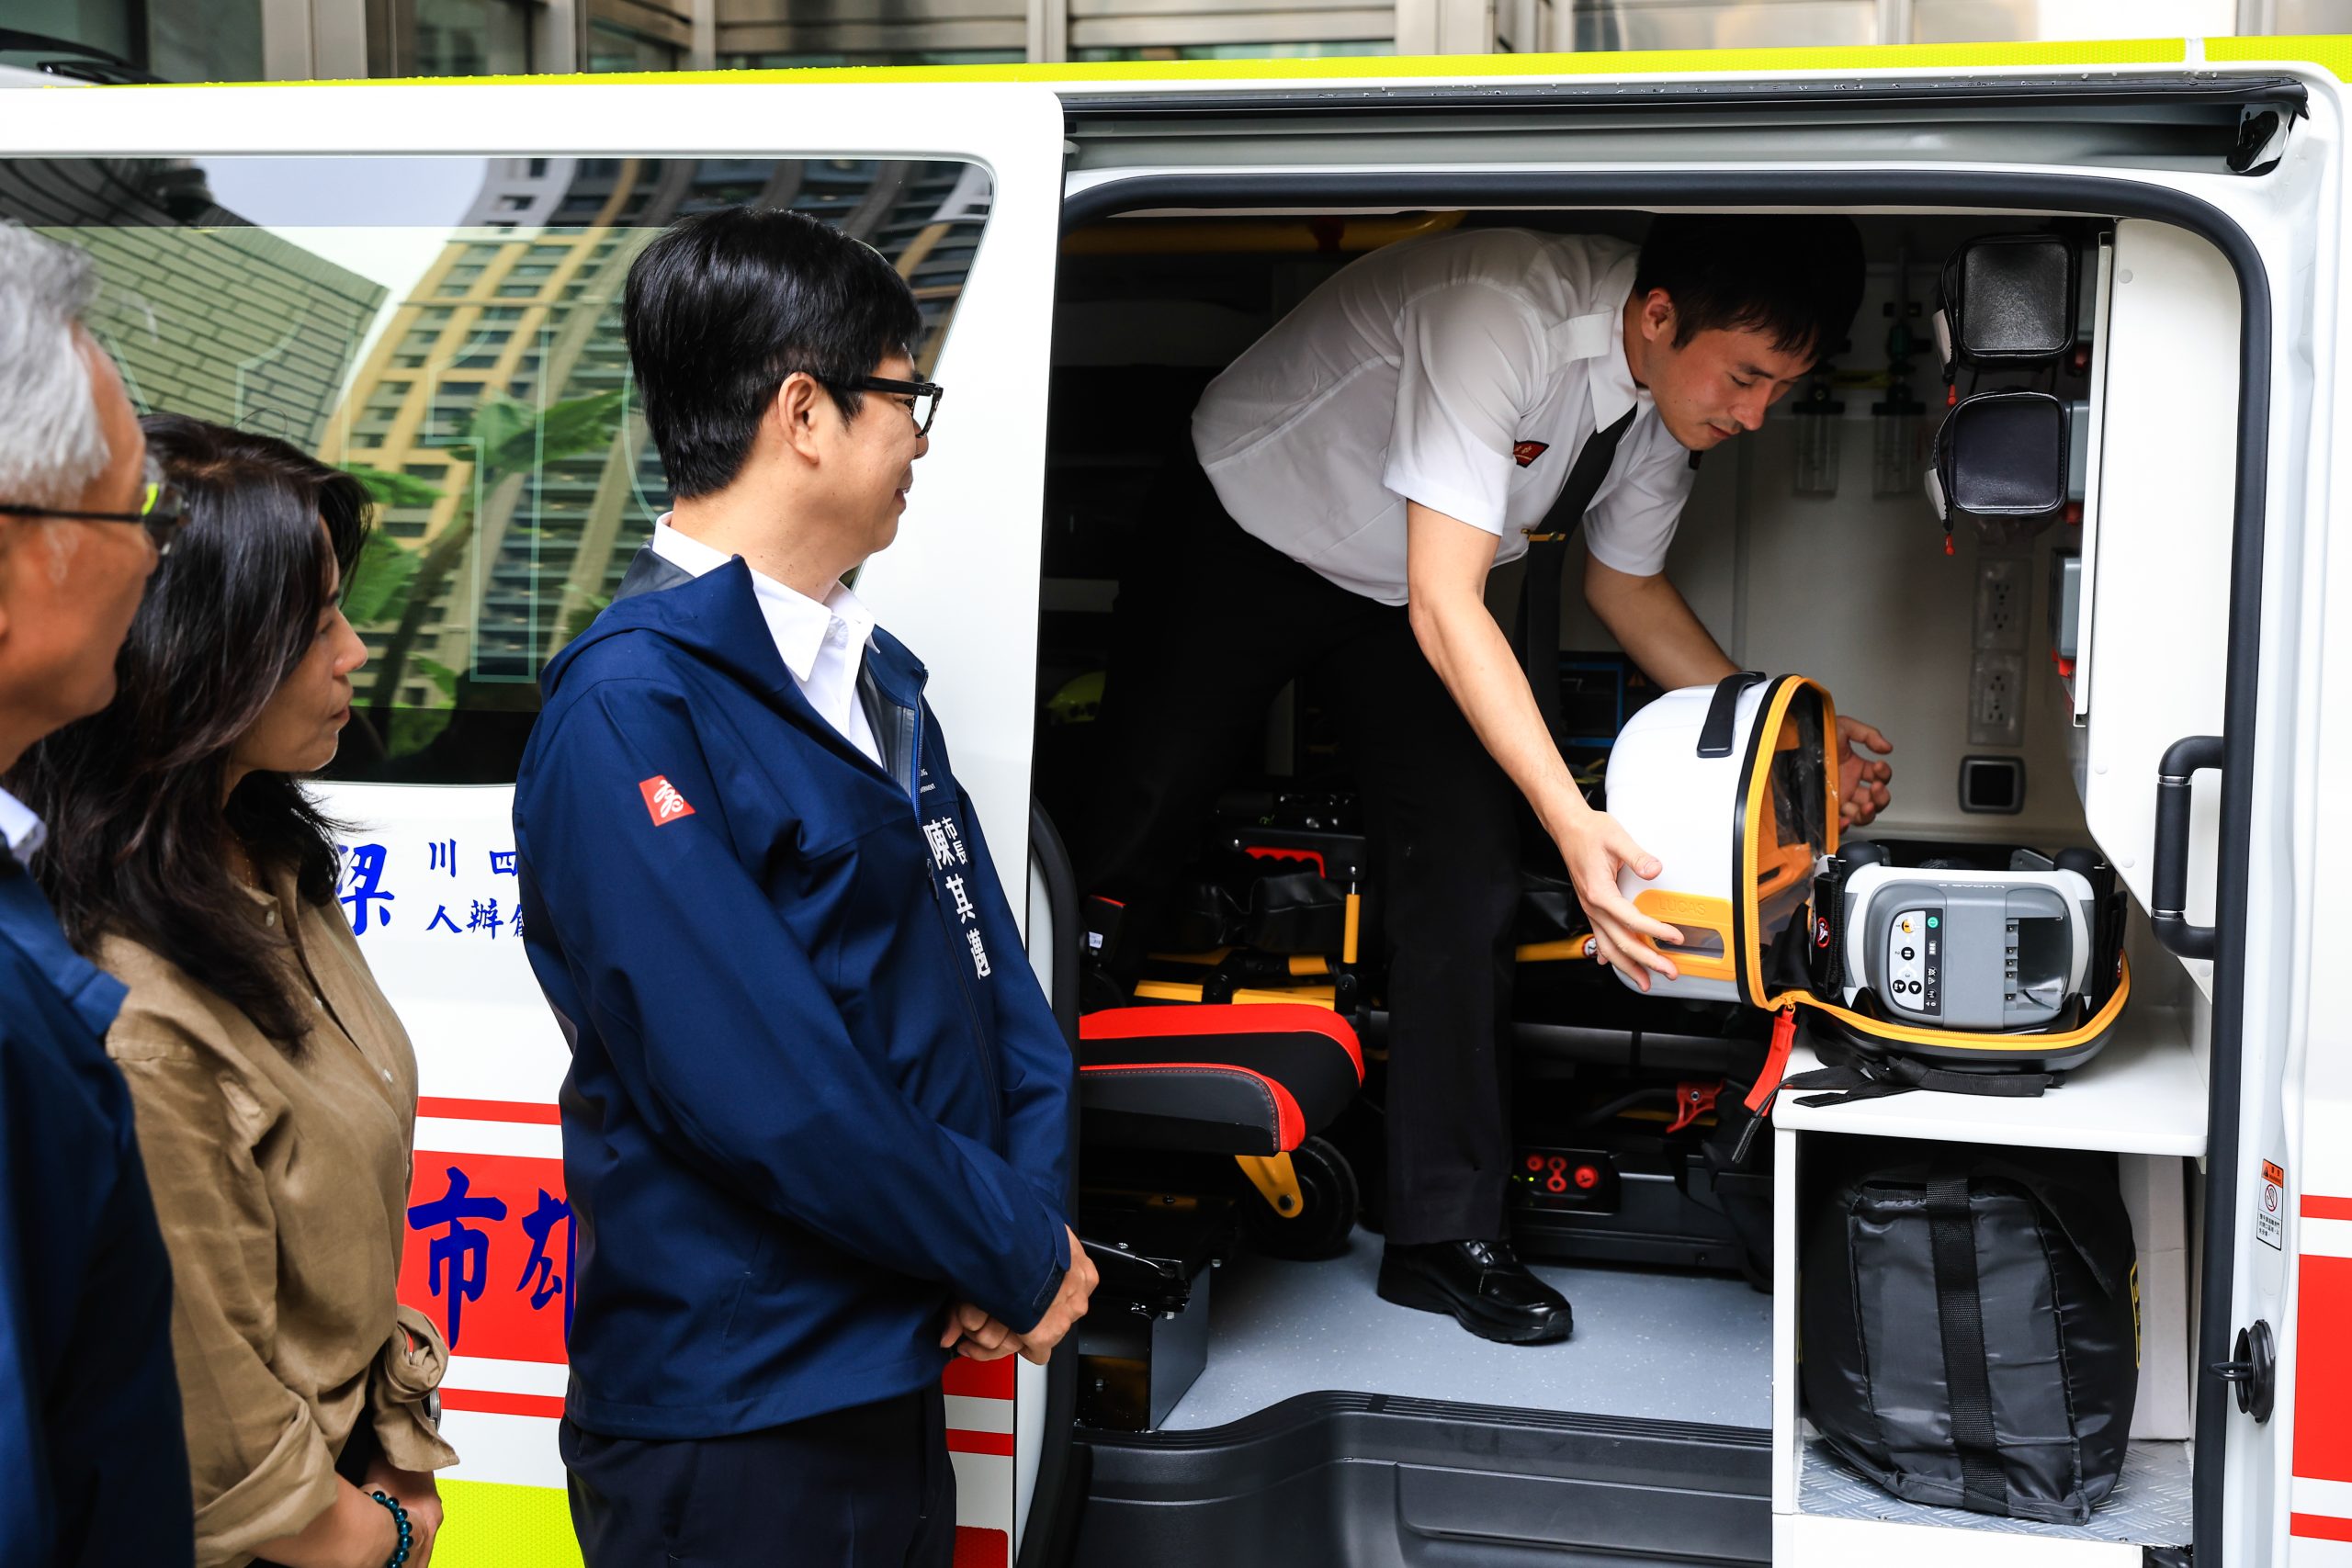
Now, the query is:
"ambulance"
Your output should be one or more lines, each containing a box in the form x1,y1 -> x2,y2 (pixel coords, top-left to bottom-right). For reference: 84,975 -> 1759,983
0,30 -> 2343,1567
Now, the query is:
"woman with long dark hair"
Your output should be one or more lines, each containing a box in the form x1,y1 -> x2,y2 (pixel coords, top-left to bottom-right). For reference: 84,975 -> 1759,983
9,413 -> 456,1568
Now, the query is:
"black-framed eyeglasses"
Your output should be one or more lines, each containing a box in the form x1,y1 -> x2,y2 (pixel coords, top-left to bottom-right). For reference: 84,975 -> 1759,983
799,372 -> 945,438
0,461 -> 188,557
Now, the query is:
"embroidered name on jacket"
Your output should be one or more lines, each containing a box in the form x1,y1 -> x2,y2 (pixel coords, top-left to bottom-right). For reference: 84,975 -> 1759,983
638,775 -> 695,826
1512,440 -> 1551,468
922,812 -> 990,977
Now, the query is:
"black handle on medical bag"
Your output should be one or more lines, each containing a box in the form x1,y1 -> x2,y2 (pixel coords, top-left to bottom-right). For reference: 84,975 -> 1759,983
2152,735 -> 2225,961
1696,671 -> 1768,758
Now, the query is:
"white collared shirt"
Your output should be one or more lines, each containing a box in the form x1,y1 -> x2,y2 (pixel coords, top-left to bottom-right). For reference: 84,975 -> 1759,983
1191,229 -> 1697,605
648,518 -> 884,768
0,784 -> 46,866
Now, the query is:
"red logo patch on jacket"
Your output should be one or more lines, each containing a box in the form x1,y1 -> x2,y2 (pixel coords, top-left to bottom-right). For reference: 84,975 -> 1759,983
1512,440 -> 1550,468
639,775 -> 695,826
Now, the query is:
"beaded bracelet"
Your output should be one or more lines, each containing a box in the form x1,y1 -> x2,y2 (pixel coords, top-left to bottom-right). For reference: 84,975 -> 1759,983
364,1489 -> 413,1567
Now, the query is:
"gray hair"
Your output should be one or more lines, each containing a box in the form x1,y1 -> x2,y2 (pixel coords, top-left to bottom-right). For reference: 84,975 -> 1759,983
0,223 -> 107,511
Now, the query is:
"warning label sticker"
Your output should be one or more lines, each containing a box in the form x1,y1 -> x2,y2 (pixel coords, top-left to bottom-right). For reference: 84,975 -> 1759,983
2256,1158 -> 2286,1251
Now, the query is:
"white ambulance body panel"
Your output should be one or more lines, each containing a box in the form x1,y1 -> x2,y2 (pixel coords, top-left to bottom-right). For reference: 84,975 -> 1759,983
0,77 -> 1068,1562
0,44 -> 2344,1568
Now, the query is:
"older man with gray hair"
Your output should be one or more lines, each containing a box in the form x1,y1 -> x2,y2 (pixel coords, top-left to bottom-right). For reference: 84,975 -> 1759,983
0,222 -> 194,1567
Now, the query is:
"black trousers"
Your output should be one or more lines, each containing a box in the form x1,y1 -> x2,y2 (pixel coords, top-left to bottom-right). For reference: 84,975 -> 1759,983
1071,463 -> 1521,1245
560,1385 -> 956,1568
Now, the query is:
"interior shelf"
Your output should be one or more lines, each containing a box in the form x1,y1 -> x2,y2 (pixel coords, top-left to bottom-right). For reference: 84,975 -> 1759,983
1796,1436 -> 2190,1550
1770,1002 -> 2205,1156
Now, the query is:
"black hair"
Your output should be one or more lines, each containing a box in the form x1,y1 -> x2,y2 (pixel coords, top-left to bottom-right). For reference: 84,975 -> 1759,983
1632,215 -> 1868,362
8,413 -> 369,1055
624,206 -> 925,499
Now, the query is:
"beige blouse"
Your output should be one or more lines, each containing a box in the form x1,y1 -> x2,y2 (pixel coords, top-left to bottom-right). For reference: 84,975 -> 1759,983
102,868 -> 458,1568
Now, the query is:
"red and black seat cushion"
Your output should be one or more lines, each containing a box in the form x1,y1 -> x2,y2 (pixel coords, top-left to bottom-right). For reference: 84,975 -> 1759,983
1077,1003 -> 1365,1157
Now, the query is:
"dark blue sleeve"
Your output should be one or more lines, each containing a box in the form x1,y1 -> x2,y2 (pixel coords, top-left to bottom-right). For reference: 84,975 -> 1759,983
519,678 -> 1067,1333
0,1022 -> 57,1568
953,777 -> 1076,1222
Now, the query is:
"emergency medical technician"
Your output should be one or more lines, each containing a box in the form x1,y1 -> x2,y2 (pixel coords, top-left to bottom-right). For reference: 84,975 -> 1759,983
1075,216 -> 1887,1346
514,207 -> 1095,1567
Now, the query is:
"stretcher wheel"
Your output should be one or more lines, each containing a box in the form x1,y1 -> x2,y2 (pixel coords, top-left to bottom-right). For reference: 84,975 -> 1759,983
1244,1135 -> 1358,1261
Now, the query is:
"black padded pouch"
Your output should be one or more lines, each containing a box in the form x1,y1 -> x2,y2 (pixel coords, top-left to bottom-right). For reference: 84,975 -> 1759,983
1931,390 -> 2069,523
1937,232 -> 2077,370
1162,880 -> 1238,952
1239,871 -> 1348,955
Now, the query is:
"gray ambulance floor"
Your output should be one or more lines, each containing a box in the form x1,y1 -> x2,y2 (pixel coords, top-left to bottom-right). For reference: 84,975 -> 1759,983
1159,1230 -> 1773,1432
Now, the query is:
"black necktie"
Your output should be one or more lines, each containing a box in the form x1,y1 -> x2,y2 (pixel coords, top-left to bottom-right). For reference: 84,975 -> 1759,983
1518,406 -> 1639,736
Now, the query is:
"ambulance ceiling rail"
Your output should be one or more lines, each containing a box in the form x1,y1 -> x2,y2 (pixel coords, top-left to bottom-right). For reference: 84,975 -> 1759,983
1055,165 -> 2272,1568
1062,71 -> 2307,127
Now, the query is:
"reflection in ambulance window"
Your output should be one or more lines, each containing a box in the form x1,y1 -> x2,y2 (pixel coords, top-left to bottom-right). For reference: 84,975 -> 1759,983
0,153 -> 994,785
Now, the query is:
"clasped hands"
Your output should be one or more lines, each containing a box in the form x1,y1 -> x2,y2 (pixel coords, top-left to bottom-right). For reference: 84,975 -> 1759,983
938,1225 -> 1100,1366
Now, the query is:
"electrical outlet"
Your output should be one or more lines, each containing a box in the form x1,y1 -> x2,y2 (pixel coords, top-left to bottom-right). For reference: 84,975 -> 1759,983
1973,555 -> 2030,652
1969,650 -> 2026,747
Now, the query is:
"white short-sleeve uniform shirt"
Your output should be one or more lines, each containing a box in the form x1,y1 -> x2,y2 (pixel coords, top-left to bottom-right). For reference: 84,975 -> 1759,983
1191,229 -> 1696,607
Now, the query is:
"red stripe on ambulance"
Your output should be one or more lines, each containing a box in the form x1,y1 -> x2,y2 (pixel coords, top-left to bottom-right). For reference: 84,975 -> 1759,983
955,1528 -> 1011,1566
2293,1513 -> 2352,1543
440,1387 -> 568,1420
417,1096 -> 562,1124
2297,1256 -> 2352,1483
944,1356 -> 1016,1399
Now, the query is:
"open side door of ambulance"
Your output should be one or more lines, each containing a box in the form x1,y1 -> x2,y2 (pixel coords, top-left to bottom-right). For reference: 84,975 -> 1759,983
1043,53 -> 2339,1567
0,77 -> 1074,1568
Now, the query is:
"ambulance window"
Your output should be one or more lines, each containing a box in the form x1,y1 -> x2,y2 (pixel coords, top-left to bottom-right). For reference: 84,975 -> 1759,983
0,154 -> 994,785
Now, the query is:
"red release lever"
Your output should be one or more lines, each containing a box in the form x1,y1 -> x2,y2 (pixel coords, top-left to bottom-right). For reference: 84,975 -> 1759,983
1244,845 -> 1327,876
1743,1008 -> 1802,1117
1666,1079 -> 1724,1135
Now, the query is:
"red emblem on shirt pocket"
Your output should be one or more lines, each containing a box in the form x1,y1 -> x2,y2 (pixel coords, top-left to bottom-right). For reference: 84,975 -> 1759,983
638,775 -> 695,826
1512,440 -> 1550,468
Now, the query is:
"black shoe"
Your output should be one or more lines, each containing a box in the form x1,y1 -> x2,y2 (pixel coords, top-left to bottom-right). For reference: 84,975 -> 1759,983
1376,1239 -> 1573,1345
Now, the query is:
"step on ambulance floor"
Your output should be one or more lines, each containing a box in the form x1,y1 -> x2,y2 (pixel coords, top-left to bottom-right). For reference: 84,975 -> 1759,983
1160,1231 -> 1771,1431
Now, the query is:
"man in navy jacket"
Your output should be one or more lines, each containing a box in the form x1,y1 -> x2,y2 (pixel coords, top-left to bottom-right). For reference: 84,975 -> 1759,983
0,224 -> 190,1567
514,206 -> 1094,1567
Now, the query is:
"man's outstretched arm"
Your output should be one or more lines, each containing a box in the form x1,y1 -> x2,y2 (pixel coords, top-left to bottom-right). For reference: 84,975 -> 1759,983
1402,503 -> 1685,986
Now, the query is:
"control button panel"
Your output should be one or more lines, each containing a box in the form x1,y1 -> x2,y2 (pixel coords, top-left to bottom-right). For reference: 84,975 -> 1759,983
1884,908 -> 1942,1018
2003,917 -> 2020,1010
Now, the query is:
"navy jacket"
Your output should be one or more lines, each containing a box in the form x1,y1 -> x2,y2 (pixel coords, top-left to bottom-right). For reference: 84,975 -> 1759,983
0,853 -> 191,1567
515,551 -> 1073,1440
